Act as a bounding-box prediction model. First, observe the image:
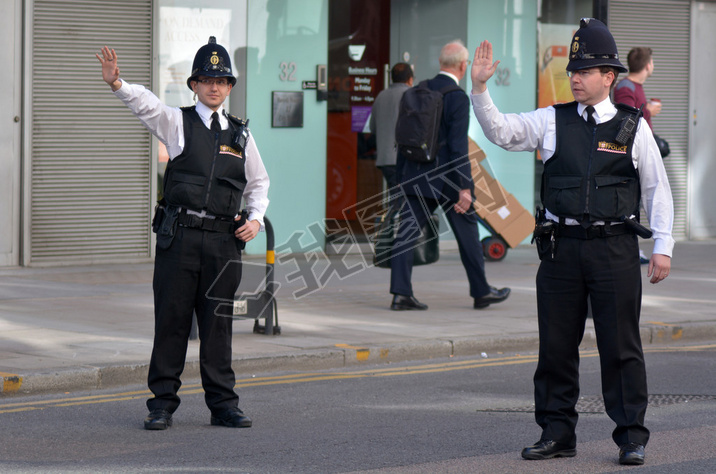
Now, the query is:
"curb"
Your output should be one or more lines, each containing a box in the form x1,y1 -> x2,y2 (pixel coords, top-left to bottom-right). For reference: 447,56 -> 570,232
2,322 -> 715,397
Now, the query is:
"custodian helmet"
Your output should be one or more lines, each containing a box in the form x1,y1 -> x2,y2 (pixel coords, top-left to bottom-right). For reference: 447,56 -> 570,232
567,18 -> 627,73
186,36 -> 236,91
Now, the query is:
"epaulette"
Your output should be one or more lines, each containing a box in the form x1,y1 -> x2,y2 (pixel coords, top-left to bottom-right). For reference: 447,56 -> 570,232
615,102 -> 641,116
553,101 -> 577,109
226,113 -> 248,129
180,105 -> 197,112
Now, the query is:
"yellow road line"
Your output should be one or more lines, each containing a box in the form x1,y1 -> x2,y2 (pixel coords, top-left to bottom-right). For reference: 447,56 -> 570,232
1,344 -> 714,414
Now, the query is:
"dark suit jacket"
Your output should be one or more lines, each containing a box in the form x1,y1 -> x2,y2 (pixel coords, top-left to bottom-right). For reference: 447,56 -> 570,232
396,73 -> 473,203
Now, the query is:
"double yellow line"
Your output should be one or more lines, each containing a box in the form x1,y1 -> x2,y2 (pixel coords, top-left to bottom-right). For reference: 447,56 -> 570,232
1,344 -> 713,415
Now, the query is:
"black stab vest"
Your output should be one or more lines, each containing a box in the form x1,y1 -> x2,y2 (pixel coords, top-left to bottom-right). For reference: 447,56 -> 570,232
541,101 -> 640,223
162,107 -> 247,219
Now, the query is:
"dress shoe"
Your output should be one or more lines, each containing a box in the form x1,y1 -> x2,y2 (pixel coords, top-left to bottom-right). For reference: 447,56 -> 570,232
390,294 -> 428,311
473,286 -> 511,309
619,443 -> 645,465
521,440 -> 576,460
211,407 -> 253,428
144,408 -> 173,430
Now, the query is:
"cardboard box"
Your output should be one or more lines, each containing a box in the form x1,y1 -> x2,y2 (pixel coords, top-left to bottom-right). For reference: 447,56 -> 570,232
469,138 -> 509,214
467,138 -> 534,247
468,137 -> 487,163
483,193 -> 535,247
499,210 -> 535,248
484,193 -> 523,230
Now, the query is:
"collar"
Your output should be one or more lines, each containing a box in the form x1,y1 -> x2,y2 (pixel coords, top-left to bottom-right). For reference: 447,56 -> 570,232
438,71 -> 460,85
195,101 -> 225,123
577,97 -> 616,124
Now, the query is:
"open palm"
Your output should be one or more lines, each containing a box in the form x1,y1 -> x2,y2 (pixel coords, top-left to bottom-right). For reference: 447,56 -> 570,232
471,40 -> 500,93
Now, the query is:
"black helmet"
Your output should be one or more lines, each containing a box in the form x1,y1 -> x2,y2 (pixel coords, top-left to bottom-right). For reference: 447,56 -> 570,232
186,36 -> 236,91
567,18 -> 627,73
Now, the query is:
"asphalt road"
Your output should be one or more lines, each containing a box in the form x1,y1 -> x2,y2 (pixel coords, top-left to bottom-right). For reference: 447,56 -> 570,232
1,341 -> 715,473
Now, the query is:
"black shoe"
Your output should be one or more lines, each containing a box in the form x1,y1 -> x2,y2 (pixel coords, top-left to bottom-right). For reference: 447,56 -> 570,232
211,408 -> 253,428
521,440 -> 576,460
144,409 -> 173,430
390,294 -> 428,311
474,287 -> 511,309
619,443 -> 645,465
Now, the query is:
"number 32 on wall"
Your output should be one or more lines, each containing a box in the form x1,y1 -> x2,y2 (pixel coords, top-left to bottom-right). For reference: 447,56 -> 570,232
279,61 -> 297,81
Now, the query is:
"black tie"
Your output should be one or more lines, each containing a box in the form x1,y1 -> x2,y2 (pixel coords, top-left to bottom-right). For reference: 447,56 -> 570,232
585,105 -> 596,125
211,112 -> 221,133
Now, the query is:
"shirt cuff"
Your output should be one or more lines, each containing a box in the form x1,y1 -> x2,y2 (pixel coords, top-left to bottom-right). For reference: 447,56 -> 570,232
112,79 -> 129,98
652,236 -> 675,258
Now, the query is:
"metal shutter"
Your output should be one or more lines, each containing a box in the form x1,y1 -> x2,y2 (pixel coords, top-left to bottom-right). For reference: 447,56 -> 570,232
609,0 -> 690,238
30,0 -> 153,264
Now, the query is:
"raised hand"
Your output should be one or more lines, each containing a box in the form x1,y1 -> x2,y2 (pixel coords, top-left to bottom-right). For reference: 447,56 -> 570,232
471,40 -> 500,94
95,46 -> 121,91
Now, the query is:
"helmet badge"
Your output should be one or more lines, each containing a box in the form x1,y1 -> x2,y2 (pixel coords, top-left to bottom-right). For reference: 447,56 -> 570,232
210,52 -> 220,66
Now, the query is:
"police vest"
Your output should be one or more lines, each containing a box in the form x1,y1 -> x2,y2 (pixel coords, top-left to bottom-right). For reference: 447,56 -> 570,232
541,102 -> 640,223
162,107 -> 247,219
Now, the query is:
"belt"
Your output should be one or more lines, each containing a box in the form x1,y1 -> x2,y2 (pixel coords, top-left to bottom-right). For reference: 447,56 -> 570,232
558,223 -> 628,240
178,211 -> 235,233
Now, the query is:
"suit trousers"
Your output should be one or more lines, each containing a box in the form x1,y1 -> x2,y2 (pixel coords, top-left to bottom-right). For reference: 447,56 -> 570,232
148,226 -> 242,415
390,195 -> 490,299
533,232 -> 649,448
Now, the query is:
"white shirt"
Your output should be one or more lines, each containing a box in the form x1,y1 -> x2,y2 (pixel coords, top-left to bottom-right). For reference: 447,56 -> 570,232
113,80 -> 270,227
471,89 -> 674,257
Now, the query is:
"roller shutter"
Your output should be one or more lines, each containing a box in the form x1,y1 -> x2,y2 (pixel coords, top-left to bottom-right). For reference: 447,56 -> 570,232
609,0 -> 690,238
30,0 -> 153,264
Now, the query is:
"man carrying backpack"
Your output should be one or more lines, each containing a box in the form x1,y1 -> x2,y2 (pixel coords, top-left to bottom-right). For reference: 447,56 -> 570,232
389,40 -> 510,311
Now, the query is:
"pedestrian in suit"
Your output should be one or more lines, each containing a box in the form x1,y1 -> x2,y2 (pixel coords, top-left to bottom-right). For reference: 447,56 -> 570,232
369,62 -> 413,191
390,40 -> 510,311
471,19 -> 674,465
97,37 -> 270,430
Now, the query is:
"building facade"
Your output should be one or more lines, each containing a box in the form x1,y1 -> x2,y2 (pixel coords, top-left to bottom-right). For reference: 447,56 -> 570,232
2,0 -> 713,267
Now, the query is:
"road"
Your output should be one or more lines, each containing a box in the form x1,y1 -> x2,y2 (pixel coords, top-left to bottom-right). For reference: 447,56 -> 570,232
1,341 -> 715,473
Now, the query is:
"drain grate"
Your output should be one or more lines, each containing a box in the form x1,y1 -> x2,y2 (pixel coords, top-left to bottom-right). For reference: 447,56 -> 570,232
478,394 -> 716,414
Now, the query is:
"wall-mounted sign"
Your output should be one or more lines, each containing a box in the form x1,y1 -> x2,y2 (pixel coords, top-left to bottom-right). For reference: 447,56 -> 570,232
302,80 -> 318,90
272,91 -> 304,128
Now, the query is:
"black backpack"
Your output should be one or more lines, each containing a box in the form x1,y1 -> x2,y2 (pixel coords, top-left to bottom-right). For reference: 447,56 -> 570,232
395,79 -> 462,163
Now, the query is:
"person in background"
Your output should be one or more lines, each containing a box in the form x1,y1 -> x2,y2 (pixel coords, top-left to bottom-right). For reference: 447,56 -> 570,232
97,37 -> 269,431
614,46 -> 663,264
390,40 -> 510,312
470,19 -> 674,466
369,62 -> 414,192
614,47 -> 662,130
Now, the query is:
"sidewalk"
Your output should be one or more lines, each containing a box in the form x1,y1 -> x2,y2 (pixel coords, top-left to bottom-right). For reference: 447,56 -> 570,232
1,240 -> 715,395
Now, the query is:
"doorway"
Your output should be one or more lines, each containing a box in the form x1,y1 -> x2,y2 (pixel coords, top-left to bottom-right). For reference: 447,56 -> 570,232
325,0 -> 468,241
326,0 -> 390,241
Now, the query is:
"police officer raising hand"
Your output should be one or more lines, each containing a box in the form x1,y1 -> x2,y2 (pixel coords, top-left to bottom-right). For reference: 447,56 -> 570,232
471,18 -> 675,466
97,36 -> 270,431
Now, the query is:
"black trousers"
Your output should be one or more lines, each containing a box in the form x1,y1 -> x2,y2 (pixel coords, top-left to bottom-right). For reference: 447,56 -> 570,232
533,233 -> 649,448
148,226 -> 242,415
390,194 -> 490,299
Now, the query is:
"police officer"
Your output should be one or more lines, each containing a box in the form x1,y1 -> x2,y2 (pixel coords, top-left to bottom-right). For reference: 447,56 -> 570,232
470,19 -> 674,465
96,37 -> 269,430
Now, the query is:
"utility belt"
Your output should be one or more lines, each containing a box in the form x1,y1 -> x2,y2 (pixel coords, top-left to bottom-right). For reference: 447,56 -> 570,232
177,209 -> 236,234
532,208 -> 651,260
153,203 -> 245,251
557,222 -> 628,240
